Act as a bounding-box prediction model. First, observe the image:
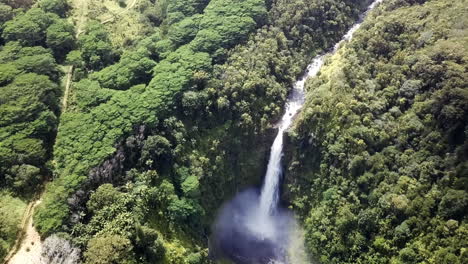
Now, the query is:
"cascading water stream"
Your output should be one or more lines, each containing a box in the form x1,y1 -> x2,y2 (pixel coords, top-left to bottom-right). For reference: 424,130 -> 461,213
211,1 -> 384,262
258,0 -> 384,219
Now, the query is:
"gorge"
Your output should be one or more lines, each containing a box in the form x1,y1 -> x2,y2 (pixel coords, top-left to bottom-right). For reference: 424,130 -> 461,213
210,0 -> 385,262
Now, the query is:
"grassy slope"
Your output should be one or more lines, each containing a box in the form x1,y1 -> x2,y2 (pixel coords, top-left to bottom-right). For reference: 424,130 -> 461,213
0,193 -> 27,260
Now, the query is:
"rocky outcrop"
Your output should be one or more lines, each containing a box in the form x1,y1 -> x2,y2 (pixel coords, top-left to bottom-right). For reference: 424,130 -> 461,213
67,125 -> 147,224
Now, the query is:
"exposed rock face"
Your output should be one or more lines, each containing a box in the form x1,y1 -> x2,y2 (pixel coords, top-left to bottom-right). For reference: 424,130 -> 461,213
41,235 -> 81,264
67,125 -> 147,223
87,145 -> 127,186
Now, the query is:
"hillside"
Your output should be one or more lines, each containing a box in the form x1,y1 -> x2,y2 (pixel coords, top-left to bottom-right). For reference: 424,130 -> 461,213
0,0 -> 466,263
285,0 -> 468,263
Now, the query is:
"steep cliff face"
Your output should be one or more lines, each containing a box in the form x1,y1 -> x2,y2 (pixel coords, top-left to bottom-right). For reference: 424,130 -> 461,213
284,0 -> 467,263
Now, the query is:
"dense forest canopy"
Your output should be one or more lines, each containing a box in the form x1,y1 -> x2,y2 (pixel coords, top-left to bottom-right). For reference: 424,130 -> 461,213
0,0 -> 466,263
285,0 -> 468,263
0,0 -> 70,258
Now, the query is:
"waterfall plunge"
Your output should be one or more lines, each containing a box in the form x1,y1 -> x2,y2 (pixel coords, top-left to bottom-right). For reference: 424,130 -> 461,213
210,1 -> 385,262
258,0 -> 385,224
258,54 -> 322,217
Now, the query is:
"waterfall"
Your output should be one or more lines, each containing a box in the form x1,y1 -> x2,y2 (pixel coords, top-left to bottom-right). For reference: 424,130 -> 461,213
258,0 -> 385,218
210,1 -> 385,262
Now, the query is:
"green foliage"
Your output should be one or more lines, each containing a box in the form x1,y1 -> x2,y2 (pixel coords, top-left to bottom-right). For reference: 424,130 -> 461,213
0,0 -> 464,263
91,50 -> 156,90
12,46 -> 60,81
285,0 -> 468,262
84,234 -> 136,264
190,0 -> 266,53
46,19 -> 75,62
135,225 -> 165,262
212,27 -> 294,131
168,198 -> 203,222
70,184 -> 137,247
5,164 -> 42,193
0,0 -> 34,9
2,8 -> 56,46
87,184 -> 126,213
0,193 -> 27,260
270,0 -> 368,52
34,175 -> 78,235
147,46 -> 212,92
181,176 -> 200,198
163,0 -> 209,28
39,0 -> 69,17
140,135 -> 173,168
79,21 -> 117,70
65,50 -> 83,67
0,73 -> 59,192
438,189 -> 468,220
181,90 -> 208,116
0,3 -> 13,25
140,0 -> 166,26
0,63 -> 19,85
71,80 -> 115,112
0,0 -> 74,257
153,39 -> 175,59
0,4 -> 66,238
168,16 -> 201,47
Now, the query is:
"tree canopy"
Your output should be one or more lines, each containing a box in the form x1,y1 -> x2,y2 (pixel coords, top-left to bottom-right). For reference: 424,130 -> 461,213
285,0 -> 468,262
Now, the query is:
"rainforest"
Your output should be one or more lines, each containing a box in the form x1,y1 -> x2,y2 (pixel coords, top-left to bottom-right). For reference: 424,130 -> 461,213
0,0 -> 466,263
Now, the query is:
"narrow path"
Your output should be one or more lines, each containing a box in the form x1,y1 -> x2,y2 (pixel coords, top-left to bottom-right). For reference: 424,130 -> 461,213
3,200 -> 43,264
61,0 -> 91,112
62,65 -> 74,111
74,0 -> 89,37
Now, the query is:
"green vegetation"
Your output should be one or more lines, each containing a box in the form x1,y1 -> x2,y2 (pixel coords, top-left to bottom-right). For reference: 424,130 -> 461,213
285,0 -> 468,262
32,0 -> 372,262
1,0 -> 465,263
79,21 -> 117,70
39,0 -> 70,17
3,8 -> 57,46
84,234 -> 136,264
0,0 -> 75,259
0,15 -> 66,194
0,193 -> 27,259
46,19 -> 75,62
38,0 -> 265,220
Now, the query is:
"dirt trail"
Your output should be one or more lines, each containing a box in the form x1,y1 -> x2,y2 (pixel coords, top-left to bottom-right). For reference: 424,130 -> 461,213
3,200 -> 43,264
62,65 -> 74,111
74,0 -> 89,37
62,0 -> 89,111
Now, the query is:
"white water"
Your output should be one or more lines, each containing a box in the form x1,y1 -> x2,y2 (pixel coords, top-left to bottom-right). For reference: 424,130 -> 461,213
257,0 -> 384,222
